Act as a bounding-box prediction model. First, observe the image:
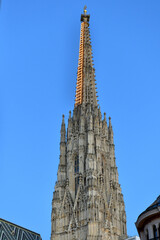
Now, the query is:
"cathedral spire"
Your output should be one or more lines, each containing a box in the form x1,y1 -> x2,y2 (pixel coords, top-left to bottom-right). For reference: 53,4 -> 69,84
75,7 -> 98,107
51,8 -> 127,240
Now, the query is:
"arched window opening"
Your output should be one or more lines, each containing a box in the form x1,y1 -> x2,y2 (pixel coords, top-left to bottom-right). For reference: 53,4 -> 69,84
84,177 -> 86,186
146,229 -> 149,240
158,224 -> 160,238
77,211 -> 79,221
153,225 -> 158,239
75,155 -> 79,173
101,159 -> 104,174
103,211 -> 105,221
101,155 -> 106,175
75,176 -> 79,196
84,159 -> 86,172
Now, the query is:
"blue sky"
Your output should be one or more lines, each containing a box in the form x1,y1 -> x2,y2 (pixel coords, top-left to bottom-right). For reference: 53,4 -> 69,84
0,1 -> 160,239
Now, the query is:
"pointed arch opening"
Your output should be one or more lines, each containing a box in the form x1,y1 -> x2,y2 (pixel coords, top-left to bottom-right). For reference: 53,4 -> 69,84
75,155 -> 79,173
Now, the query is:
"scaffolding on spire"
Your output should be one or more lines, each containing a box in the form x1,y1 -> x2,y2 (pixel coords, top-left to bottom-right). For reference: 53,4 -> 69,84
75,7 -> 98,107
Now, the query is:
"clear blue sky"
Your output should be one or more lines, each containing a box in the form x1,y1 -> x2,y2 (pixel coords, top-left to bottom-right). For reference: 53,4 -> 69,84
0,1 -> 160,239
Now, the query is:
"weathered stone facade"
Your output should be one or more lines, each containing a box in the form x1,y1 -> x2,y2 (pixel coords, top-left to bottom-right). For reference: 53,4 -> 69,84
51,8 -> 127,240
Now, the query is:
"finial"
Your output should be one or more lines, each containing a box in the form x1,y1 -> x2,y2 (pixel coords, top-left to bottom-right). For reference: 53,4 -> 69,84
104,112 -> 106,121
84,5 -> 87,15
109,116 -> 112,127
62,114 -> 65,123
80,5 -> 90,22
69,111 -> 71,119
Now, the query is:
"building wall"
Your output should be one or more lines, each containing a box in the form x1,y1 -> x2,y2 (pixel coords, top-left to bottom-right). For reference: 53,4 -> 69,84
140,218 -> 160,240
136,195 -> 160,240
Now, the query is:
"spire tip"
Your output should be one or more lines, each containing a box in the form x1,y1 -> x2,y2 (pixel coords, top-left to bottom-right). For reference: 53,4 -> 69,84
84,5 -> 87,14
81,6 -> 90,22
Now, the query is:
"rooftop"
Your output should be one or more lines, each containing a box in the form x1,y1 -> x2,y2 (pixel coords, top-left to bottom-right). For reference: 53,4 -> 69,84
0,218 -> 42,240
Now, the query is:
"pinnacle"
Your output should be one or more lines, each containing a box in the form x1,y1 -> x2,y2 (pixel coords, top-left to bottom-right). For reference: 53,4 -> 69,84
62,114 -> 65,123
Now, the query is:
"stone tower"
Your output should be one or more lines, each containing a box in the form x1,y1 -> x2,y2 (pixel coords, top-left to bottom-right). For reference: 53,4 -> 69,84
51,7 -> 127,240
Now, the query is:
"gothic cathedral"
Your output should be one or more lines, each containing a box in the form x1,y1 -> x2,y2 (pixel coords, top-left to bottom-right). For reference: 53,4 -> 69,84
51,8 -> 127,240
